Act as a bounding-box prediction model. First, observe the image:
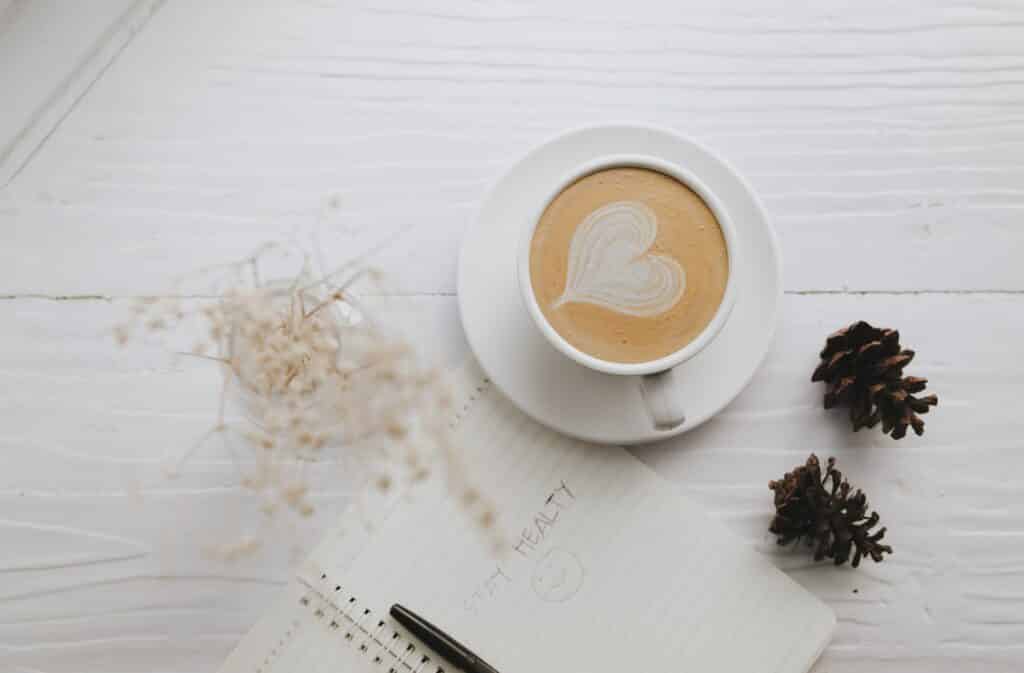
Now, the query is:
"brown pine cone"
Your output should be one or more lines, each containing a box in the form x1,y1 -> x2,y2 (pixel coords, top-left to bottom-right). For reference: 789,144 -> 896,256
812,321 -> 938,439
769,454 -> 892,567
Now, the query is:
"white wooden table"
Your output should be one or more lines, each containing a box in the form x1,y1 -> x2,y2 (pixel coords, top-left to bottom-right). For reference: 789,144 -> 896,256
2,1 -> 1022,671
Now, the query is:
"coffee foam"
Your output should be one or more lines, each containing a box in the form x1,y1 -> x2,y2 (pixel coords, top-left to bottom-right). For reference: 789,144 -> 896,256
529,167 -> 729,364
553,200 -> 685,318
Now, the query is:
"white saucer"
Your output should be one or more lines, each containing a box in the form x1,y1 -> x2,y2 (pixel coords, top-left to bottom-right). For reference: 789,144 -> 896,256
457,124 -> 782,445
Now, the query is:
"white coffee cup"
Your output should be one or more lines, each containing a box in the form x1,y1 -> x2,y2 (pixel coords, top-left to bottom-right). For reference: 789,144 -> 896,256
516,154 -> 740,430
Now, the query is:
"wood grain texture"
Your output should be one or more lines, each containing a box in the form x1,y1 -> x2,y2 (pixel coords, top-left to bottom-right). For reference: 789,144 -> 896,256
0,0 -> 166,187
0,0 -> 1022,671
3,0 -> 1024,295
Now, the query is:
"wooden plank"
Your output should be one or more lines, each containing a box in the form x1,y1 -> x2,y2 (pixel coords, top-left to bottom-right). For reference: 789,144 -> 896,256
0,293 -> 1021,672
0,0 -> 166,187
1,0 -> 1023,295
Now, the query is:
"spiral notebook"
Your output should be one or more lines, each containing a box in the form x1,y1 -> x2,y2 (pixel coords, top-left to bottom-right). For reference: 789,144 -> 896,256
219,361 -> 835,673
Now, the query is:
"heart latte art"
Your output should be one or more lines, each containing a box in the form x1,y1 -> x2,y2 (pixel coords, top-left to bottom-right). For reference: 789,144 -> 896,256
553,201 -> 685,317
529,167 -> 729,364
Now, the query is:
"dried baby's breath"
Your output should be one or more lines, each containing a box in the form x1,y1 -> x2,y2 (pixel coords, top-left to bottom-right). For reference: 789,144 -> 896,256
203,536 -> 263,562
116,243 -> 498,552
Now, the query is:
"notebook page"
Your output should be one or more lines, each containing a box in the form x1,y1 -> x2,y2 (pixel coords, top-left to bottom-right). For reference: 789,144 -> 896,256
300,362 -> 835,673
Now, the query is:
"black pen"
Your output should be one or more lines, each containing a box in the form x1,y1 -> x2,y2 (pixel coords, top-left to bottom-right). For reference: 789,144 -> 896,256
389,604 -> 501,673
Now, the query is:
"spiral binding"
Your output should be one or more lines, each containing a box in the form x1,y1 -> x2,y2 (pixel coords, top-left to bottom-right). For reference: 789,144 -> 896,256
448,373 -> 492,431
282,368 -> 493,673
297,572 -> 446,673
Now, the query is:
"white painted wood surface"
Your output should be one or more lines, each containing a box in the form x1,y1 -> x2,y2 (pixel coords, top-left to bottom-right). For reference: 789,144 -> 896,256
1,1 -> 1022,671
0,0 -> 166,186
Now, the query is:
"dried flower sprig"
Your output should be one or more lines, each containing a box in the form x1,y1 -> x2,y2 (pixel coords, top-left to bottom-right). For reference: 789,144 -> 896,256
115,243 -> 497,546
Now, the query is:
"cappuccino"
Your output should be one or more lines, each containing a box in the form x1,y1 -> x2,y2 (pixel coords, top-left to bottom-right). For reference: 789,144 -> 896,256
529,167 -> 729,364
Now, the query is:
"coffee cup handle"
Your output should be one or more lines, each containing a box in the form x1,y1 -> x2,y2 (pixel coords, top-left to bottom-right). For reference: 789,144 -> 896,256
639,368 -> 686,430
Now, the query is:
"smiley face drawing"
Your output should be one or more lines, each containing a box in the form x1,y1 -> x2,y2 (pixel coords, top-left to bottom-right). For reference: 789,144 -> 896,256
531,548 -> 585,603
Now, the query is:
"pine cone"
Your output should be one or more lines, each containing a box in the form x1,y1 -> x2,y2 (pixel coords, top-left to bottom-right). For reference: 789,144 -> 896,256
812,320 -> 938,439
769,454 -> 892,567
